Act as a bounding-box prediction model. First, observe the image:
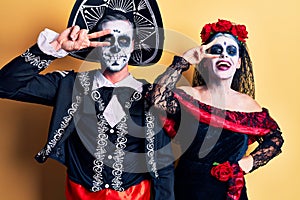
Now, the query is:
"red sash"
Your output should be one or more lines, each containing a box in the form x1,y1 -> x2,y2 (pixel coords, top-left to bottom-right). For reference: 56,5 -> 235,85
66,176 -> 151,200
162,89 -> 279,140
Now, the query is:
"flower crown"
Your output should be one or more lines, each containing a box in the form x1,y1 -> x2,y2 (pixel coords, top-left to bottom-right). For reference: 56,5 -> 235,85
200,19 -> 248,44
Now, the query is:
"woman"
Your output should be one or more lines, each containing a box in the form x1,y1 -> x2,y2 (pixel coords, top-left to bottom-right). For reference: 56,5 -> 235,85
148,19 -> 284,199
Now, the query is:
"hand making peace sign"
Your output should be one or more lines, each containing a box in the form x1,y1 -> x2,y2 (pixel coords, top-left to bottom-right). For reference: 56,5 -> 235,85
51,25 -> 111,52
182,39 -> 219,65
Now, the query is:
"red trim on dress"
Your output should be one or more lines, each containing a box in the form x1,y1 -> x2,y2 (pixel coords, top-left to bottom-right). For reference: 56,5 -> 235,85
173,89 -> 279,137
160,115 -> 177,138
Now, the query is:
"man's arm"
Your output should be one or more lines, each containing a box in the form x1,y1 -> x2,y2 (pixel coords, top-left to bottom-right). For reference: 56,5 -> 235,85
0,43 -> 63,106
0,27 -> 110,105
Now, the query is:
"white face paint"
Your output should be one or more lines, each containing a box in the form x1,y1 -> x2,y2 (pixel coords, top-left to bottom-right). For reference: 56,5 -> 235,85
207,35 -> 241,80
100,20 -> 134,72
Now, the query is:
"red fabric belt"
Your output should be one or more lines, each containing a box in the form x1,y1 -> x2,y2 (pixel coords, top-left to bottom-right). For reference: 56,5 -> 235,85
66,176 -> 151,200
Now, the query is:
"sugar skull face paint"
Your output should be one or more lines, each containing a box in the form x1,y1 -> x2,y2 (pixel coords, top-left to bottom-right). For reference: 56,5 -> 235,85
205,35 -> 241,80
99,20 -> 134,72
209,44 -> 238,57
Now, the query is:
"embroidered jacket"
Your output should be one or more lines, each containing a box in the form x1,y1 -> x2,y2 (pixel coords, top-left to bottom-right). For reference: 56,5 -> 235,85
0,44 -> 174,199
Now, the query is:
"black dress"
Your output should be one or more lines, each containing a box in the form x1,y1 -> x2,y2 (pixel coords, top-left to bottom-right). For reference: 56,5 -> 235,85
148,56 -> 284,200
171,89 -> 284,200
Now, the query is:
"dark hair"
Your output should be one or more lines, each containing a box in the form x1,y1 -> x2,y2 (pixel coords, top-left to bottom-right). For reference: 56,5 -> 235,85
99,14 -> 135,28
92,13 -> 137,39
193,32 -> 255,98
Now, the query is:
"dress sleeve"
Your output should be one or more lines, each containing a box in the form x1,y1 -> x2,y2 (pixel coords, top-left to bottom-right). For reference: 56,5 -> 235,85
249,128 -> 284,172
147,56 -> 190,115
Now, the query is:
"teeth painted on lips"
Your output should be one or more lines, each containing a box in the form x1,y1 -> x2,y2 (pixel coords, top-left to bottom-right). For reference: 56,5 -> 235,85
103,55 -> 118,61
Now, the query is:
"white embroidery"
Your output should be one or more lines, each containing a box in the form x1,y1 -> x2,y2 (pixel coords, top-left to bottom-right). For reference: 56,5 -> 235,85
21,49 -> 52,70
88,79 -> 157,190
91,90 -> 105,111
78,72 -> 91,95
36,95 -> 81,159
137,0 -> 147,11
92,109 -> 128,192
125,91 -> 142,108
92,114 -> 109,192
111,116 -> 128,192
108,0 -> 134,13
83,6 -> 106,30
145,112 -> 159,178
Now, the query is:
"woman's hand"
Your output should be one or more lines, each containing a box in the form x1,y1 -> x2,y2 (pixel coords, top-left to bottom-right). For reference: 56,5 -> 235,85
50,25 -> 111,52
182,39 -> 218,65
238,155 -> 254,173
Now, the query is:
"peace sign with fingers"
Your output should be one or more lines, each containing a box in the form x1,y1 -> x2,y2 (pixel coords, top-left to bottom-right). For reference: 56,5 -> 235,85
182,39 -> 219,65
51,25 -> 111,52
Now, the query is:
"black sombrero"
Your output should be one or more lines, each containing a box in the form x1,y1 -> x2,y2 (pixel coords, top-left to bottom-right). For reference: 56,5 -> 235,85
67,0 -> 164,66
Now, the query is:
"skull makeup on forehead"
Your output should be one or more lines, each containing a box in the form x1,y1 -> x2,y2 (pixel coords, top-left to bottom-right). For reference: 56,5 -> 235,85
99,20 -> 134,72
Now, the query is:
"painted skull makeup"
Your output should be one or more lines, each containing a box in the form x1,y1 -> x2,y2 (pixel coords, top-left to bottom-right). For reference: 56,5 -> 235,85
100,20 -> 134,72
207,33 -> 239,58
209,44 -> 237,57
206,35 -> 241,80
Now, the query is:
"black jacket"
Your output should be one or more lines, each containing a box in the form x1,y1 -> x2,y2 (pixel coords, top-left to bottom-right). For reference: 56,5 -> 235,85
0,44 -> 174,199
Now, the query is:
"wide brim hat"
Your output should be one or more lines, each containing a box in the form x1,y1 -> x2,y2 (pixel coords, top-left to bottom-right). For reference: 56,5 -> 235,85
67,0 -> 164,66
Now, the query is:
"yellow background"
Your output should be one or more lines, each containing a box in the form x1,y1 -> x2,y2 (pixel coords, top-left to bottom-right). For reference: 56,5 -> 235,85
0,0 -> 299,199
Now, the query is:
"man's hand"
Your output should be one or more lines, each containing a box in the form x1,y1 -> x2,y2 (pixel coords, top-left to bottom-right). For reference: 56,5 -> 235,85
50,25 -> 111,52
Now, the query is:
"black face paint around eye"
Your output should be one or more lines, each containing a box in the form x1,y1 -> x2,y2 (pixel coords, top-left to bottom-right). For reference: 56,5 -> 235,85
118,35 -> 131,47
209,44 -> 223,55
209,44 -> 238,57
226,45 -> 237,56
100,34 -> 115,46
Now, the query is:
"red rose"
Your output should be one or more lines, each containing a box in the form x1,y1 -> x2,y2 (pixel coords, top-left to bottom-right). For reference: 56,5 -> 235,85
231,25 -> 248,43
210,161 -> 233,182
200,23 -> 212,43
200,20 -> 248,44
212,19 -> 232,32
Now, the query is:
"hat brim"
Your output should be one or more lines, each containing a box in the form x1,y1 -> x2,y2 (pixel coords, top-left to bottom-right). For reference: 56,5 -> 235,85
67,0 -> 164,66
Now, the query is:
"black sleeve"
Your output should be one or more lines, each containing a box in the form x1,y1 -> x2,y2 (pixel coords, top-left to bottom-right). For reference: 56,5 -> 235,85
144,108 -> 175,200
146,56 -> 190,115
250,128 -> 284,172
0,44 -> 72,106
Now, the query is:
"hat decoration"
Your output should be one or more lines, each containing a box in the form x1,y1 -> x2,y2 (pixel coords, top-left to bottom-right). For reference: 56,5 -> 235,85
67,0 -> 164,66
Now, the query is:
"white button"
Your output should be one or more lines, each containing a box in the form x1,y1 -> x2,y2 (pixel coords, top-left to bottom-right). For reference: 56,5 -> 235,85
105,184 -> 109,188
110,129 -> 114,133
108,155 -> 113,159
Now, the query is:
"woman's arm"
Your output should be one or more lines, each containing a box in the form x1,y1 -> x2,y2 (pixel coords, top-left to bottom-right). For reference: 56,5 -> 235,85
147,42 -> 218,114
249,129 -> 284,172
148,56 -> 190,114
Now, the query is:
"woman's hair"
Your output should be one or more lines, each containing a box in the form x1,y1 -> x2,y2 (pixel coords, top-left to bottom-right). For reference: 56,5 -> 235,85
192,32 -> 255,98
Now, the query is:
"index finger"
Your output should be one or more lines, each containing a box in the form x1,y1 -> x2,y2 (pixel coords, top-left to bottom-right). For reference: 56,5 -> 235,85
90,41 -> 111,47
204,54 -> 219,59
202,38 -> 217,51
88,29 -> 111,40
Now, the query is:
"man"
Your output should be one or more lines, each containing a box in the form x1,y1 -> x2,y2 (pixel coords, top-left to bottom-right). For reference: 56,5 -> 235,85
0,1 -> 174,199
